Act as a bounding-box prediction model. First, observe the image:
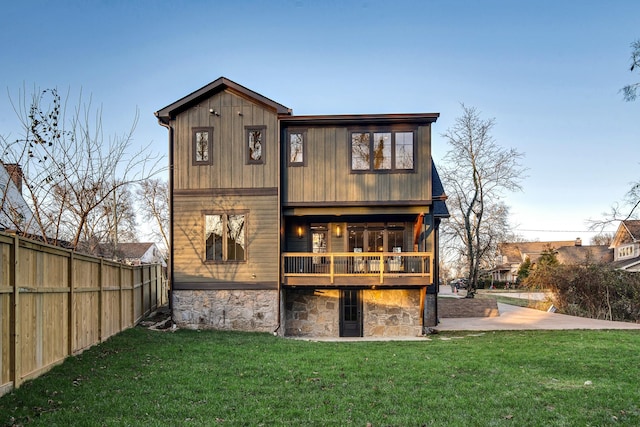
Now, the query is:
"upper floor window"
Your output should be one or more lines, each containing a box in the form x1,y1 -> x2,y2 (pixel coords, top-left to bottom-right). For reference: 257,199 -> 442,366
350,130 -> 415,172
618,245 -> 635,259
246,126 -> 266,164
288,129 -> 306,166
205,213 -> 246,262
193,127 -> 213,165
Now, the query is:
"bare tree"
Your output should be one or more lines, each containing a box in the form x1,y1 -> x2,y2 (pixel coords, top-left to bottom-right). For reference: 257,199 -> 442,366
622,39 -> 640,101
440,104 -> 526,296
136,178 -> 169,251
1,87 -> 163,250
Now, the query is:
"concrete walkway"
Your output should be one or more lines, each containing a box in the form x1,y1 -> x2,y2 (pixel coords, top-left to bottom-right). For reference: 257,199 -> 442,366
437,302 -> 640,331
436,285 -> 640,331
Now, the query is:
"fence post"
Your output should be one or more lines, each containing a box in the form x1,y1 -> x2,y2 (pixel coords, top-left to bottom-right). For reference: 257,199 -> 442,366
10,235 -> 21,389
68,252 -> 75,355
119,264 -> 123,332
99,259 -> 104,342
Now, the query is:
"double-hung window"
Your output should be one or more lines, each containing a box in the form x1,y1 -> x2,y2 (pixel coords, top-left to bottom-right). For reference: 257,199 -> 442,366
351,129 -> 415,172
205,213 -> 246,262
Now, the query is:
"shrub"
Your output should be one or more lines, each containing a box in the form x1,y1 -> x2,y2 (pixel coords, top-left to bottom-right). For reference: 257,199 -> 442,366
524,263 -> 640,322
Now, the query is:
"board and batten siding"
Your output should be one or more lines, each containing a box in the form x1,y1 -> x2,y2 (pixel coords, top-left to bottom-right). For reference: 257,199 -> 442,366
282,124 -> 433,205
172,89 -> 279,191
172,193 -> 279,287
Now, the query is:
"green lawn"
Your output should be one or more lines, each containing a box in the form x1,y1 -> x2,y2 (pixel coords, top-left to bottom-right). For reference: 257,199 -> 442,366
2,327 -> 640,426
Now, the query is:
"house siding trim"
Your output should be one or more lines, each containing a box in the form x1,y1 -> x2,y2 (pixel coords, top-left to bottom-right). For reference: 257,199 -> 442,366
173,281 -> 278,290
174,188 -> 278,197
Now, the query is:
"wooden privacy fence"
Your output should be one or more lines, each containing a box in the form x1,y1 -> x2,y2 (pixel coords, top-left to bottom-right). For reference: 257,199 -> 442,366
0,232 -> 168,397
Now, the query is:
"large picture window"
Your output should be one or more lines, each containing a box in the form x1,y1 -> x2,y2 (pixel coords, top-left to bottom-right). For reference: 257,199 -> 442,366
205,213 -> 246,262
193,127 -> 213,165
350,130 -> 415,172
246,126 -> 266,164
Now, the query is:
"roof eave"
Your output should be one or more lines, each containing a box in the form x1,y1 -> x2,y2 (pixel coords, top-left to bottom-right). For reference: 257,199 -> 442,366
280,113 -> 440,127
154,77 -> 292,123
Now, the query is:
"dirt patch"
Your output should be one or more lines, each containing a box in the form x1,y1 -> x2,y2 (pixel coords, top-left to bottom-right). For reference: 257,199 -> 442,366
138,306 -> 175,331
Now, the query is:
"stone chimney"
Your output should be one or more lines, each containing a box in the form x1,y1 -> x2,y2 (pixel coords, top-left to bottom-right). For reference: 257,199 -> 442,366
575,237 -> 582,247
3,163 -> 23,193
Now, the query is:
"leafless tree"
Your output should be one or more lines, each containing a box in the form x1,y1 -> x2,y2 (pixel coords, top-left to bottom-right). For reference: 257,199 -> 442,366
136,178 -> 169,251
0,87 -> 164,251
621,39 -> 640,101
440,104 -> 526,296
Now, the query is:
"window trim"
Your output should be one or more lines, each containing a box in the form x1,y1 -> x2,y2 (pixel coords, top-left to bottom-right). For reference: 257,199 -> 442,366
203,211 -> 248,263
287,128 -> 307,167
192,127 -> 213,166
246,125 -> 266,165
348,127 -> 417,173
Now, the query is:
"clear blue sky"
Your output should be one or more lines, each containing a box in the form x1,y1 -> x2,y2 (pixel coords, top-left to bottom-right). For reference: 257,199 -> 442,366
1,0 -> 638,243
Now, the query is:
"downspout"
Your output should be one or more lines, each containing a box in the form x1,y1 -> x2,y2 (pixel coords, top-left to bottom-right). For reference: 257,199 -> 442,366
157,117 -> 174,318
434,217 -> 441,325
273,121 -> 283,336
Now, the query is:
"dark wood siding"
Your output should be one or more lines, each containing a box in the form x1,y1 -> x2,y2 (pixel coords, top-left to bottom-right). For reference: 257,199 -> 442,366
282,125 -> 432,205
170,87 -> 281,289
173,89 -> 279,191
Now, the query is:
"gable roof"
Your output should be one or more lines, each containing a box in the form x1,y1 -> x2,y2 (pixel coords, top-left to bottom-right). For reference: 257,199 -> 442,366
155,77 -> 292,124
497,241 -> 577,265
556,245 -> 613,265
624,220 -> 640,240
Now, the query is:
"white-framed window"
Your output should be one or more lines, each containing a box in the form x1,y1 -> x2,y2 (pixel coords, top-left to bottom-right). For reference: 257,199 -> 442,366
618,245 -> 635,259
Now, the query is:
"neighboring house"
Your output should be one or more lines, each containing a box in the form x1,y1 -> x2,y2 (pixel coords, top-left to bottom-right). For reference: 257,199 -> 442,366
491,239 -> 611,282
93,242 -> 167,267
610,220 -> 640,271
155,77 -> 449,338
0,162 -> 39,235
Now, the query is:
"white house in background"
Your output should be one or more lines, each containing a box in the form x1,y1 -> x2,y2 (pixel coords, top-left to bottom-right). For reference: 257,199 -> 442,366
610,220 -> 640,272
93,242 -> 167,267
0,162 -> 39,235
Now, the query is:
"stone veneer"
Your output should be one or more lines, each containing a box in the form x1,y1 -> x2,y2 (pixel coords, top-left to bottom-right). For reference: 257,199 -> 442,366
173,289 -> 278,332
285,289 -> 340,337
363,289 -> 422,337
285,288 -> 423,338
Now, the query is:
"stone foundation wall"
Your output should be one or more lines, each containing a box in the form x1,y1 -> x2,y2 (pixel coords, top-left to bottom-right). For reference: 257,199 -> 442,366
285,289 -> 340,337
173,289 -> 278,332
363,289 -> 422,337
438,297 -> 499,318
284,288 -> 423,338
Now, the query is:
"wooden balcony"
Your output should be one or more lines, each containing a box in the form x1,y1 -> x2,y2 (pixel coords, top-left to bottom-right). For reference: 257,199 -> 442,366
282,252 -> 432,287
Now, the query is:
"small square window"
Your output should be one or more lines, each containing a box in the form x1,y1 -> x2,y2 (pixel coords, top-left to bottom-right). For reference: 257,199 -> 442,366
288,130 -> 306,166
246,126 -> 266,164
192,127 -> 213,165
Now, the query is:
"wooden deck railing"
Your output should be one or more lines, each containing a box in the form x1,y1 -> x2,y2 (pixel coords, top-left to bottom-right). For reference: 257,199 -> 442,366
282,252 -> 431,286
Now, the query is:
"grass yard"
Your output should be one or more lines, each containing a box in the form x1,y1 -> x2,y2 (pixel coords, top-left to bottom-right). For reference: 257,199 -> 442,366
2,326 -> 640,426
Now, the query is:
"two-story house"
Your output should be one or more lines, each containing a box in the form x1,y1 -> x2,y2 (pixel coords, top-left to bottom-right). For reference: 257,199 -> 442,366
155,77 -> 448,338
491,239 -> 612,282
611,220 -> 640,271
